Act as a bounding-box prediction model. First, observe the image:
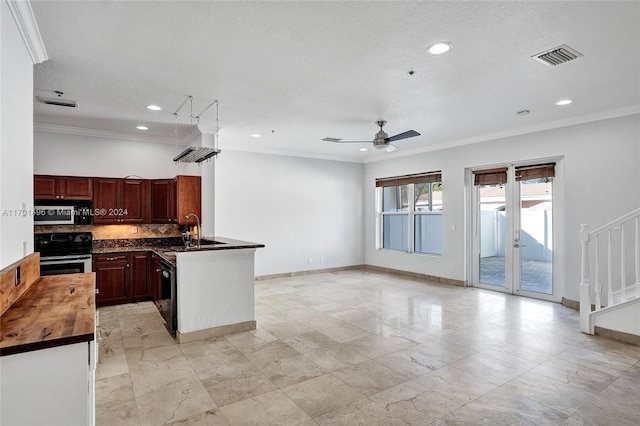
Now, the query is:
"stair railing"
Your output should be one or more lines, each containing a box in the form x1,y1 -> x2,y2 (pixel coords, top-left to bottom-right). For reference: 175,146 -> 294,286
579,207 -> 640,334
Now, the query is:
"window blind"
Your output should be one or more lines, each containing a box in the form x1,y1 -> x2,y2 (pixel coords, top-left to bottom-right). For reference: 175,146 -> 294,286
515,163 -> 555,181
376,171 -> 442,188
472,168 -> 507,186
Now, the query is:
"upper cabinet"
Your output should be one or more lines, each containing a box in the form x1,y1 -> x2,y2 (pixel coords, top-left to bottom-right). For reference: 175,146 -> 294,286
151,175 -> 200,224
33,174 -> 200,225
34,175 -> 93,200
93,178 -> 150,224
150,179 -> 176,223
175,175 -> 201,224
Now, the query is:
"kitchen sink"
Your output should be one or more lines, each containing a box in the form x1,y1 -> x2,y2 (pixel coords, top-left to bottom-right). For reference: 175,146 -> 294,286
198,239 -> 225,245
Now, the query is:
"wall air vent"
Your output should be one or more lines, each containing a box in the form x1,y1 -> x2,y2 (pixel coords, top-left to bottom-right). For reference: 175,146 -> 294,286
532,44 -> 583,66
37,96 -> 77,108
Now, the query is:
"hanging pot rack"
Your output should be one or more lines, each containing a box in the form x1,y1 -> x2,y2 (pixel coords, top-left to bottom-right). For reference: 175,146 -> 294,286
172,95 -> 221,164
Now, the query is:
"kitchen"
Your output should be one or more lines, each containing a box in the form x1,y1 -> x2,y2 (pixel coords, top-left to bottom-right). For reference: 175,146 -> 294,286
2,1 -> 640,425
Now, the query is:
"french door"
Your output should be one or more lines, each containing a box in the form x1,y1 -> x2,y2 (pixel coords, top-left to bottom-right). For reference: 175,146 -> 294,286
470,162 -> 559,301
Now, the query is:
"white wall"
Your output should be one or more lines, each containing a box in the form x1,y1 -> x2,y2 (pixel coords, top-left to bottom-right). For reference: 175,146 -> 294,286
34,131 -> 203,179
215,150 -> 365,276
364,114 -> 640,301
0,1 -> 36,268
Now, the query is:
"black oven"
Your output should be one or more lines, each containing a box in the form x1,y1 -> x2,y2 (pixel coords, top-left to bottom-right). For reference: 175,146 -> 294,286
40,255 -> 92,276
35,232 -> 93,276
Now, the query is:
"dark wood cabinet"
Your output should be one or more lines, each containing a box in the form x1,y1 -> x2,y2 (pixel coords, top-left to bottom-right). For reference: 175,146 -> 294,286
175,175 -> 201,224
130,252 -> 150,302
93,253 -> 129,306
34,175 -> 93,200
93,178 -> 150,224
149,254 -> 164,309
150,179 -> 176,223
94,251 -> 153,306
151,176 -> 200,224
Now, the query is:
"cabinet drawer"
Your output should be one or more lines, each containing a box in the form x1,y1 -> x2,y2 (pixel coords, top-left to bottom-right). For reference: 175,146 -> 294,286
93,253 -> 128,262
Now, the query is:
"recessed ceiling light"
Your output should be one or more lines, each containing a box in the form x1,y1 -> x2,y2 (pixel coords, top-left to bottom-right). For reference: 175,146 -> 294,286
428,42 -> 452,55
145,104 -> 163,111
136,125 -> 149,130
359,148 -> 368,152
555,99 -> 572,106
251,134 -> 261,138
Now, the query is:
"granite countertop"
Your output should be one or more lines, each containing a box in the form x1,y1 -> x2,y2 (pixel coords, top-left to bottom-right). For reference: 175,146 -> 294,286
92,236 -> 265,267
0,273 -> 96,356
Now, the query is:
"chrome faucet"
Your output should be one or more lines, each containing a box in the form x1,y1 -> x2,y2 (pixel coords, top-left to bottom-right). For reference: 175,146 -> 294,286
183,213 -> 201,249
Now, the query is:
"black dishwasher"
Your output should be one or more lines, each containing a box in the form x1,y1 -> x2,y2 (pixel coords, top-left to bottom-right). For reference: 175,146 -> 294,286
160,261 -> 177,335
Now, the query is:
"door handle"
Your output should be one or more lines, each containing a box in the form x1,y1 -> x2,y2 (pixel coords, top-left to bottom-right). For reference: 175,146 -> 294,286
513,243 -> 527,248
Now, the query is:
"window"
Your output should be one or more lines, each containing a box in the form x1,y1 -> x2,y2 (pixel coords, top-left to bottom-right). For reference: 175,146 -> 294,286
377,172 -> 442,255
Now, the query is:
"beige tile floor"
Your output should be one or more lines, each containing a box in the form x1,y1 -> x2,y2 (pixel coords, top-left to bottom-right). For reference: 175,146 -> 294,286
96,270 -> 640,425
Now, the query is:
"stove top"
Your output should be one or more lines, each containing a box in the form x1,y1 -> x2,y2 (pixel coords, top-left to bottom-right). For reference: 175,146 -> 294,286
35,232 -> 93,257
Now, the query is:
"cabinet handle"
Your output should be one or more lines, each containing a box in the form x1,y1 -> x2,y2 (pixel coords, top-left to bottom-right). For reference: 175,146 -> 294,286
156,268 -> 161,272
60,196 -> 64,199
95,289 -> 100,294
126,264 -> 130,268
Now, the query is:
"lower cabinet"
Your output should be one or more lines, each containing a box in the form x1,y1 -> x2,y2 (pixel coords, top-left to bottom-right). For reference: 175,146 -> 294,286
94,252 -> 151,307
149,253 -> 164,309
0,341 -> 96,426
131,252 -> 150,302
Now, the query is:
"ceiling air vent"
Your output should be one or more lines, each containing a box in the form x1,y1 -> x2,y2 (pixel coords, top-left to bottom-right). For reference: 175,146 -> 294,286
532,44 -> 583,66
37,96 -> 78,108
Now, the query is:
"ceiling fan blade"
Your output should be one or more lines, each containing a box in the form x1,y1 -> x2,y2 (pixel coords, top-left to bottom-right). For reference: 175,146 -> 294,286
323,137 -> 371,144
388,130 -> 420,142
385,144 -> 399,153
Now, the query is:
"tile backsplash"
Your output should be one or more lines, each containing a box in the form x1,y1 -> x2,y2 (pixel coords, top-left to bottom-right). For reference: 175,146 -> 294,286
34,224 -> 183,239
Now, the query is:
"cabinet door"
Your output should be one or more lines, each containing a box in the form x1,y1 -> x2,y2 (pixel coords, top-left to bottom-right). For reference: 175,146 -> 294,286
60,177 -> 93,200
149,255 -> 163,309
151,180 -> 174,223
120,179 -> 149,223
176,175 -> 201,224
93,178 -> 119,224
94,256 -> 129,306
130,252 -> 150,301
34,175 -> 59,199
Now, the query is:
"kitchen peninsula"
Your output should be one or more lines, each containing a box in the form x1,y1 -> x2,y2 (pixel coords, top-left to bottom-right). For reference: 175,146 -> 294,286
93,236 -> 265,343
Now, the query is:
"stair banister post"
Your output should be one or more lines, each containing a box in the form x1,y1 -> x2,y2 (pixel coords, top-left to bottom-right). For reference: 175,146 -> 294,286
635,216 -> 640,297
594,237 -> 601,311
579,224 -> 592,333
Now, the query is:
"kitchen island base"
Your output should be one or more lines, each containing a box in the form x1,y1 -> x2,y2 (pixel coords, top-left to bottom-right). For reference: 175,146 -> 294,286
175,247 -> 259,341
176,319 -> 256,343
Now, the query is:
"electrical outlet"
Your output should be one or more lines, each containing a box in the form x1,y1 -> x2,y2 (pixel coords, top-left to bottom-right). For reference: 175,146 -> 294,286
320,257 -> 324,263
450,265 -> 455,272
131,226 -> 138,234
308,257 -> 313,264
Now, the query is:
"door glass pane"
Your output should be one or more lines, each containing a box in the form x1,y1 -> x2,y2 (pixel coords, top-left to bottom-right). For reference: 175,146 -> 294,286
479,184 -> 506,286
519,177 -> 553,294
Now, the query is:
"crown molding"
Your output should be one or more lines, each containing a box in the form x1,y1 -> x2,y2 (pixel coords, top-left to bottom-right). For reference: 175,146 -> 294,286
223,146 -> 364,164
34,123 -> 192,145
6,0 -> 48,64
364,106 -> 640,164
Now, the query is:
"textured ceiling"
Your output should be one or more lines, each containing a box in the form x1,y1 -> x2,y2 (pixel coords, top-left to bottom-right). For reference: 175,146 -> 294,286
31,1 -> 640,162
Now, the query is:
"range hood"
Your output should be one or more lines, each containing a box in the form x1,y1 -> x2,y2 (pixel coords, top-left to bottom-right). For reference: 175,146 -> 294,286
173,125 -> 221,163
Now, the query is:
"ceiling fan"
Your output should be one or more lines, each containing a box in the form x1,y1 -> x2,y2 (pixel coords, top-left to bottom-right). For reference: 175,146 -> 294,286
323,120 -> 420,152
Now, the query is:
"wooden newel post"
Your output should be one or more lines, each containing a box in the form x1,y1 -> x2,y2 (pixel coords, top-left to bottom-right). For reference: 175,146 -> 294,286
579,224 -> 591,334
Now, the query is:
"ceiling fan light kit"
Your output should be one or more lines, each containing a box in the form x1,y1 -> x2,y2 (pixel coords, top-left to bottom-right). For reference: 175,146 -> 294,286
323,120 -> 420,153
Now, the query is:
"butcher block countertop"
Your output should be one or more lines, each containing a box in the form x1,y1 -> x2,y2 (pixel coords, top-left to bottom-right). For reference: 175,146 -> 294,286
0,273 -> 96,357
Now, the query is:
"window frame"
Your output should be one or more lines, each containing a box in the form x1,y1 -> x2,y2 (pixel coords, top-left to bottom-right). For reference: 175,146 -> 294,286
376,172 -> 442,255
